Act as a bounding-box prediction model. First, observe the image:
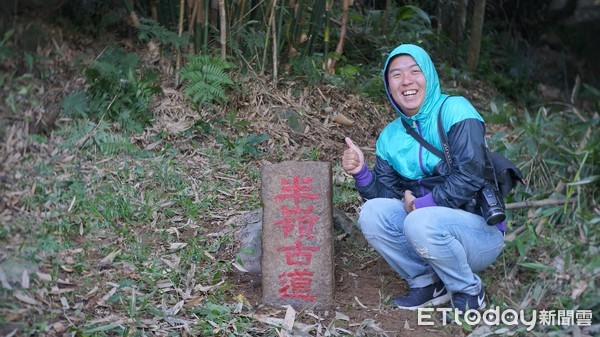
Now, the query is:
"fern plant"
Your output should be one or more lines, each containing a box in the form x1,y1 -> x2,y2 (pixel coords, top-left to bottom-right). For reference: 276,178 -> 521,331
75,47 -> 161,133
180,55 -> 235,108
56,119 -> 135,155
288,55 -> 323,86
136,17 -> 188,49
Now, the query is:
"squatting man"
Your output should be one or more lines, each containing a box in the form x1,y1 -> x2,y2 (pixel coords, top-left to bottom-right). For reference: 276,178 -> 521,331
341,43 -> 506,319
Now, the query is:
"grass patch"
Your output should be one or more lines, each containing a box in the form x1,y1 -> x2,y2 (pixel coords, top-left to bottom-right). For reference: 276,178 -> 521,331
0,113 -> 268,335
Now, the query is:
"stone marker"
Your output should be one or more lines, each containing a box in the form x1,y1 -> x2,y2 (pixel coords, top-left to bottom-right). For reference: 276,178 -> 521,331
261,161 -> 334,310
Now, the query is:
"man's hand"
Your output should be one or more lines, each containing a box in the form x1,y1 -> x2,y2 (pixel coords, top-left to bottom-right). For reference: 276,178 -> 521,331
342,137 -> 365,175
404,190 -> 416,213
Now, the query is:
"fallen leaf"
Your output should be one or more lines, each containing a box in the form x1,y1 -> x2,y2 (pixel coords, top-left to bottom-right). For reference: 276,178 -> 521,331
156,279 -> 173,289
169,242 -> 187,250
330,113 -> 354,126
84,286 -> 98,300
280,305 -> 296,337
354,296 -> 367,308
0,269 -> 13,289
231,262 -> 248,273
57,278 -> 75,286
49,287 -> 74,295
97,286 -> 117,307
60,265 -> 74,273
144,140 -> 162,150
163,300 -> 184,316
194,280 -> 224,293
14,291 -> 38,305
571,280 -> 588,300
35,272 -> 52,283
184,296 -> 204,308
335,311 -> 349,321
99,249 -> 121,265
21,270 -> 30,289
60,296 -> 70,310
53,322 -> 66,333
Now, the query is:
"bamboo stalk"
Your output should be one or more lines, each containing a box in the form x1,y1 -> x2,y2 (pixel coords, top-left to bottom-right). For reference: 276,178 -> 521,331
326,0 -> 349,74
238,0 -> 248,25
271,0 -> 279,83
323,0 -> 332,69
150,0 -> 158,20
203,0 -> 209,53
123,0 -> 140,27
275,0 -> 285,60
306,0 -> 325,56
188,0 -> 199,51
175,0 -> 185,86
287,0 -> 304,56
219,0 -> 226,59
261,0 -> 275,74
195,0 -> 203,53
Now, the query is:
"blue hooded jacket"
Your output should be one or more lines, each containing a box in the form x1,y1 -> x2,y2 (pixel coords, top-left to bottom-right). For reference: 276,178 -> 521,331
356,44 -> 494,212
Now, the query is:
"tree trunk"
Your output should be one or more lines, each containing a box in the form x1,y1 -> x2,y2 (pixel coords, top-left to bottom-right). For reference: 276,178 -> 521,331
451,0 -> 468,43
467,0 -> 486,72
381,0 -> 392,35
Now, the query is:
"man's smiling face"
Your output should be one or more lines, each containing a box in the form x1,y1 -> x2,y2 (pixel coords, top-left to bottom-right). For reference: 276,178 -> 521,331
387,54 -> 426,117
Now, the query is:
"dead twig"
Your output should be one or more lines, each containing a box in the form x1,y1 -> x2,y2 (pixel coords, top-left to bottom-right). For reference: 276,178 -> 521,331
505,197 -> 576,210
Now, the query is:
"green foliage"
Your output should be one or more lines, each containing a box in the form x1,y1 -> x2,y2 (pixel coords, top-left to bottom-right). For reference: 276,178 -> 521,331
58,0 -> 127,36
356,4 -> 434,49
60,47 -> 161,133
488,92 -> 600,328
192,302 -> 249,335
0,29 -> 16,65
79,47 -> 161,133
3,74 -> 40,114
288,55 -> 324,86
476,31 -> 540,104
230,22 -> 267,67
136,17 -> 188,49
60,91 -> 88,119
56,119 -> 136,155
218,132 -> 269,158
180,55 -> 235,108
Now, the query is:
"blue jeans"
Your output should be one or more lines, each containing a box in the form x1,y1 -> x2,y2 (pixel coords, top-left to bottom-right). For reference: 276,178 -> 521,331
358,198 -> 504,296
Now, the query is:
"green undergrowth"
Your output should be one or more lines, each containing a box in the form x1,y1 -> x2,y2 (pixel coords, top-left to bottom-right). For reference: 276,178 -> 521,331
0,119 -> 268,335
479,89 -> 600,335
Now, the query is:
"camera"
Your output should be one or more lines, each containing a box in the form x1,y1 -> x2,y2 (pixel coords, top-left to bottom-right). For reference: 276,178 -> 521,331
478,184 -> 506,225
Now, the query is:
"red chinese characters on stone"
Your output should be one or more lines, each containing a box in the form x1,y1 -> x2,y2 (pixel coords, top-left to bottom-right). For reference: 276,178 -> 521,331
277,240 -> 320,265
274,176 -> 319,204
278,269 -> 316,301
275,207 -> 318,238
273,175 -> 321,302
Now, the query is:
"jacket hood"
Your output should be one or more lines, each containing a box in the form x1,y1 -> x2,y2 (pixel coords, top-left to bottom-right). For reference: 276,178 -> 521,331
383,44 -> 442,122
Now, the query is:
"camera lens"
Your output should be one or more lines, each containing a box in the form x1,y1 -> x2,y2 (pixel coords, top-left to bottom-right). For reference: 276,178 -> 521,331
479,185 -> 506,225
486,210 -> 506,225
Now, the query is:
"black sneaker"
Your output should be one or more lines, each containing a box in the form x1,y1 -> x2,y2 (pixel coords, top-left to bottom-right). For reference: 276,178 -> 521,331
390,281 -> 450,310
446,287 -> 486,321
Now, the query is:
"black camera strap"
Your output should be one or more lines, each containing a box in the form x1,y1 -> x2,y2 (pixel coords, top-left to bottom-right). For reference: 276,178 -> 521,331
400,95 -> 454,172
402,95 -> 506,192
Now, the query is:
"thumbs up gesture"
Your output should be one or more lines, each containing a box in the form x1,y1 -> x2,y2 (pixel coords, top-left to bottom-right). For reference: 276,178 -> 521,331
342,137 -> 365,175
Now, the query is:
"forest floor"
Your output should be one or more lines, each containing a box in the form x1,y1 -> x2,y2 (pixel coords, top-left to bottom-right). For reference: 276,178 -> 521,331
0,17 -> 535,337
